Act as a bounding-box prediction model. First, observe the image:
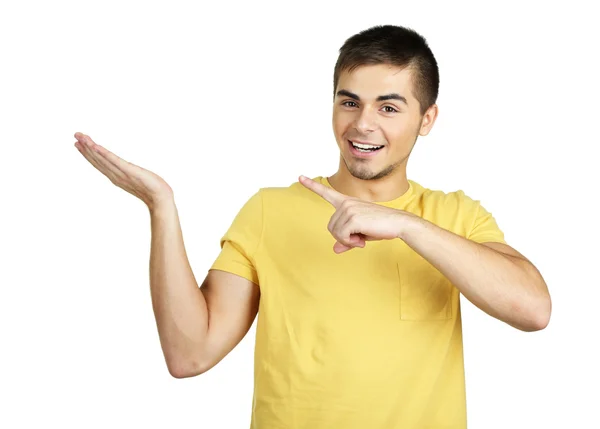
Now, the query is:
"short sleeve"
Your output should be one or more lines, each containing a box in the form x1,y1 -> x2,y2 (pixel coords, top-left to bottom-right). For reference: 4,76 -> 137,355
209,189 -> 264,285
467,201 -> 507,244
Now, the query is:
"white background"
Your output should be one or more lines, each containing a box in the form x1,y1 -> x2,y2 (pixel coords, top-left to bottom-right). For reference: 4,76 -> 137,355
1,0 -> 598,427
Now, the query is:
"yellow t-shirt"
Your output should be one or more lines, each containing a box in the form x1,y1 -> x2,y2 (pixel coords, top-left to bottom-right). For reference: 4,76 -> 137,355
210,176 -> 506,429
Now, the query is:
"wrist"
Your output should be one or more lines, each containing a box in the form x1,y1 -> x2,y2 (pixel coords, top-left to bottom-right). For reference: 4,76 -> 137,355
148,195 -> 177,217
395,210 -> 421,241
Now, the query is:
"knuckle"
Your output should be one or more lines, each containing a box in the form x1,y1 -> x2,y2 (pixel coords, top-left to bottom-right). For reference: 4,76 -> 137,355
340,199 -> 353,209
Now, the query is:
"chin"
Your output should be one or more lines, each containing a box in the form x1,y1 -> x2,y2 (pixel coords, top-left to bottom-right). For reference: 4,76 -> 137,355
348,163 -> 396,181
347,166 -> 383,181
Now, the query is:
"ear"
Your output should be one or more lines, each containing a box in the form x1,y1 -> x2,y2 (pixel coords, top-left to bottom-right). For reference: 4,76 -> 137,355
418,103 -> 438,137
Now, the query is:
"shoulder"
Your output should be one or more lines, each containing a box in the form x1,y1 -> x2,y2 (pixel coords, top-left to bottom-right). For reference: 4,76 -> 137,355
259,176 -> 324,204
410,180 -> 481,217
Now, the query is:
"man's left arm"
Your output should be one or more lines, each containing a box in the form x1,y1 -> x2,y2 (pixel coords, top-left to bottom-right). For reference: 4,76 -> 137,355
398,212 -> 551,332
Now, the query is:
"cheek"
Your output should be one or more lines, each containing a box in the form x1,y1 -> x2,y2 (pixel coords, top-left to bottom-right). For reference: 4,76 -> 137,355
332,118 -> 349,137
380,126 -> 405,145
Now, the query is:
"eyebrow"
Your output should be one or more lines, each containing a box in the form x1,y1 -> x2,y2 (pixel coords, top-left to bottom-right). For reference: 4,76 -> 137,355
336,89 -> 408,106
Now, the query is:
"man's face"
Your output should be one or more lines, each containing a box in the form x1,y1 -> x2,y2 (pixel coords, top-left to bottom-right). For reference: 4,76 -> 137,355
332,64 -> 435,181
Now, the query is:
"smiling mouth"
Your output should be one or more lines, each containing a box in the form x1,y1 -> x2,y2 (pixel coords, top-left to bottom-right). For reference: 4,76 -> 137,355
348,140 -> 384,153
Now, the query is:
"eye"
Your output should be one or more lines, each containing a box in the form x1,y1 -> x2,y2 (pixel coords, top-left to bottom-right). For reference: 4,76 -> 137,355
382,105 -> 399,113
342,101 -> 358,108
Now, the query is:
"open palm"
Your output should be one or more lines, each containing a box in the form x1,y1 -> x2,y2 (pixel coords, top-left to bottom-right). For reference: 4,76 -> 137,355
74,132 -> 174,209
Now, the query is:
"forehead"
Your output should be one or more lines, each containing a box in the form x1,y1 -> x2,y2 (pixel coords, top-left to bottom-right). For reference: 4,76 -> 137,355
337,64 -> 415,100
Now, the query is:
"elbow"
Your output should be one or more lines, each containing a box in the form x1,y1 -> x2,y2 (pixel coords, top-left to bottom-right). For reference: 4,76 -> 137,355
521,314 -> 549,332
169,366 -> 194,379
533,293 -> 552,331
520,295 -> 552,332
167,357 -> 209,379
167,344 -> 217,378
532,306 -> 551,331
529,277 -> 552,332
504,290 -> 551,332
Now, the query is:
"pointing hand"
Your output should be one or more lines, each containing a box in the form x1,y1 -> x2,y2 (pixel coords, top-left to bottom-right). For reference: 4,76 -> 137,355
299,175 -> 411,253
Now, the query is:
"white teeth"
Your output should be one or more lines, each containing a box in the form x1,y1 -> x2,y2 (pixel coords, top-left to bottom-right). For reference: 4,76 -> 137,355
351,141 -> 383,150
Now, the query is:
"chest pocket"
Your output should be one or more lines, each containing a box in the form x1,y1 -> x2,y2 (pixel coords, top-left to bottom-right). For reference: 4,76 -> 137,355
397,249 -> 454,321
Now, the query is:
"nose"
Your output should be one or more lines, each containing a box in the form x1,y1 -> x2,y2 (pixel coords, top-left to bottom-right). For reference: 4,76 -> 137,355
354,106 -> 378,134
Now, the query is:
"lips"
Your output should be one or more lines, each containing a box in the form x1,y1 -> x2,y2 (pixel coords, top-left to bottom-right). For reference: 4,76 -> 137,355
348,137 -> 385,149
349,139 -> 381,146
347,139 -> 385,158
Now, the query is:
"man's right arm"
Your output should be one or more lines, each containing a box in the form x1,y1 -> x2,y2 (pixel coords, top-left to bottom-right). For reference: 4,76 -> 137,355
149,201 -> 259,379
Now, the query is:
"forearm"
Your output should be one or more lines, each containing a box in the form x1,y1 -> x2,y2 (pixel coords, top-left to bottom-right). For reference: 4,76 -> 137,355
398,213 -> 549,331
149,201 -> 208,376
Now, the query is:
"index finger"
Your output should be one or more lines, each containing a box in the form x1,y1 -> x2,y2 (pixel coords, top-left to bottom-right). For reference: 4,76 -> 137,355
299,175 -> 346,207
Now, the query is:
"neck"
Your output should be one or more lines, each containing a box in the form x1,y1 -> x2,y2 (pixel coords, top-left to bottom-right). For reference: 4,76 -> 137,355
328,165 -> 410,203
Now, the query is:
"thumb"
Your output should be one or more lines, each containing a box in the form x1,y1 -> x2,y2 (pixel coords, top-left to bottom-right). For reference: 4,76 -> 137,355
333,235 -> 365,253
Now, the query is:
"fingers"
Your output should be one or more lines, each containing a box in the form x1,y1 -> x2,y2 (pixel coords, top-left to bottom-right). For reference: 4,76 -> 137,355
298,176 -> 367,253
327,200 -> 361,245
333,235 -> 365,254
75,132 -> 135,185
330,215 -> 364,249
327,199 -> 355,233
299,175 -> 346,207
75,134 -> 125,184
92,139 -> 139,174
334,242 -> 352,253
74,131 -> 175,209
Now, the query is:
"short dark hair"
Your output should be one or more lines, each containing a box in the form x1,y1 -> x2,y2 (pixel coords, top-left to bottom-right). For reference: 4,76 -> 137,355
333,25 -> 439,116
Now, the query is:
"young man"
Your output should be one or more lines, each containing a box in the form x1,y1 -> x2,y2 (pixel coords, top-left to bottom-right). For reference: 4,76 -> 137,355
74,25 -> 551,429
